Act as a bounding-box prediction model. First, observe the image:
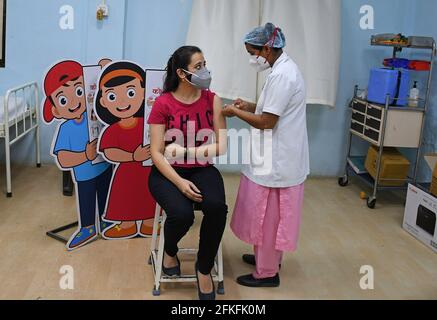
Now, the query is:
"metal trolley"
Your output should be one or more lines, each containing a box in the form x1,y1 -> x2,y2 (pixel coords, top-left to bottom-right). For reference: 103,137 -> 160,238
338,35 -> 436,209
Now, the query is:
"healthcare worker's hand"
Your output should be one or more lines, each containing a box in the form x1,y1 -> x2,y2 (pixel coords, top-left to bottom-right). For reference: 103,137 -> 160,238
233,98 -> 250,111
222,104 -> 238,118
177,179 -> 203,202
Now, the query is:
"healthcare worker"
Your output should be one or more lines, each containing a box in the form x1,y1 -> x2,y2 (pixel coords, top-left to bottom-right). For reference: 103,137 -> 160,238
222,23 -> 309,288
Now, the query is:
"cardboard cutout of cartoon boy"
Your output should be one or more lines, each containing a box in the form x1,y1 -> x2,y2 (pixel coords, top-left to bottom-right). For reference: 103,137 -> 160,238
42,60 -> 113,251
95,61 -> 156,239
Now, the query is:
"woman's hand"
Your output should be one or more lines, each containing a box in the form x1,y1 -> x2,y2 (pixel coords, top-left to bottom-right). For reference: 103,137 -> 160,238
133,144 -> 151,162
147,97 -> 155,107
222,104 -> 239,118
176,179 -> 203,202
164,143 -> 186,160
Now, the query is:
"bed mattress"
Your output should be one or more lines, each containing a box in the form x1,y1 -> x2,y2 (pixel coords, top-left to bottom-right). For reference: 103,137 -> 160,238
0,97 -> 27,124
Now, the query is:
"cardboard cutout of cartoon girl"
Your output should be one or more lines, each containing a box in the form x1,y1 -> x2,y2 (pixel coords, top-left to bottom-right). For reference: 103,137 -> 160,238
95,61 -> 157,239
42,59 -> 113,251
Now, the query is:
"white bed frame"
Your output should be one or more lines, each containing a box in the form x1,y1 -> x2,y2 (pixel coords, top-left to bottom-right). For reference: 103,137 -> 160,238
1,82 -> 41,197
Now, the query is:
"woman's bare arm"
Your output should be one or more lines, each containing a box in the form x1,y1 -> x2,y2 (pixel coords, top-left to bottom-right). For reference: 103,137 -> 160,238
187,95 -> 228,160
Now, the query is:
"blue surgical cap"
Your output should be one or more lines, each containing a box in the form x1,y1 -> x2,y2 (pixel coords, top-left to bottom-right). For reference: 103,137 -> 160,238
244,22 -> 286,48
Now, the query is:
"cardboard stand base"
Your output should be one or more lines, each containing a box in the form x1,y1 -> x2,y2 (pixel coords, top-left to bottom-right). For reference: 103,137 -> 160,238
46,222 -> 79,244
46,172 -> 77,244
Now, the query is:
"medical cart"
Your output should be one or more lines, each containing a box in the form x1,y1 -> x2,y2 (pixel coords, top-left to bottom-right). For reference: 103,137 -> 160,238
338,35 -> 436,209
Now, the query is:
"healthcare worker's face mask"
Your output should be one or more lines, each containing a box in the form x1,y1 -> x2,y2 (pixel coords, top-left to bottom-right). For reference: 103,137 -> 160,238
183,67 -> 212,90
249,55 -> 270,72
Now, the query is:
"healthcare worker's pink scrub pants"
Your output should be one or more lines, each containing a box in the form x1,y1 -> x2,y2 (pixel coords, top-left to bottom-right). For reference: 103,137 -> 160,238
231,174 -> 304,279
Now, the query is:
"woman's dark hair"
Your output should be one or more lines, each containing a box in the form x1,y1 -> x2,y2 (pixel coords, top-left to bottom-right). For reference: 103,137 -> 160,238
163,46 -> 202,93
95,61 -> 145,125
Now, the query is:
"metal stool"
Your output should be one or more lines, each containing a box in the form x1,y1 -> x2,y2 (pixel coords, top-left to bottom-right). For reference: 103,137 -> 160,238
148,203 -> 225,296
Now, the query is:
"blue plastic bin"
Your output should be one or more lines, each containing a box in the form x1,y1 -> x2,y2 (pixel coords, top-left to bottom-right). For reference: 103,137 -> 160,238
367,68 -> 410,106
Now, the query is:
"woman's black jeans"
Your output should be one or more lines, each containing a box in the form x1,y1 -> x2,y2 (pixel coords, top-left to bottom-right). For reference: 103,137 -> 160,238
148,165 -> 228,275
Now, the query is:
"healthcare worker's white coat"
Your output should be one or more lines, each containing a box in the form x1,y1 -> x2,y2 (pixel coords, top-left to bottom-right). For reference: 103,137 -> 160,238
242,52 -> 310,188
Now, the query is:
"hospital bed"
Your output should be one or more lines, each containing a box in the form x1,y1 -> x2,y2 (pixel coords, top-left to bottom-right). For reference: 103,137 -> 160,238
0,82 -> 41,197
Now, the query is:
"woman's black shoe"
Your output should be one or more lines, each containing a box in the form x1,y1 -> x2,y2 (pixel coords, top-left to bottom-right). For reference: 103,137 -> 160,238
242,254 -> 256,266
162,255 -> 181,277
195,262 -> 216,300
236,273 -> 280,287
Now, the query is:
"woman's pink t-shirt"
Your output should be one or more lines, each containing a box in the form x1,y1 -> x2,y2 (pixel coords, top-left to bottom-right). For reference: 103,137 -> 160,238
147,90 -> 216,168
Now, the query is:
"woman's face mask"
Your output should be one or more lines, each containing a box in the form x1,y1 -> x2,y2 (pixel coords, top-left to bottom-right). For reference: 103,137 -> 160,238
249,55 -> 270,72
183,67 -> 212,90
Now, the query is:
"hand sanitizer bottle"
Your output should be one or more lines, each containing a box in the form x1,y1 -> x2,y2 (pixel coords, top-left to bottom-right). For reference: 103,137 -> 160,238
409,81 -> 419,107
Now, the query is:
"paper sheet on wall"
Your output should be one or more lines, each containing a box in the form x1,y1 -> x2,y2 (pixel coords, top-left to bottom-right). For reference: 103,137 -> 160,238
83,65 -> 105,164
143,69 -> 166,166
